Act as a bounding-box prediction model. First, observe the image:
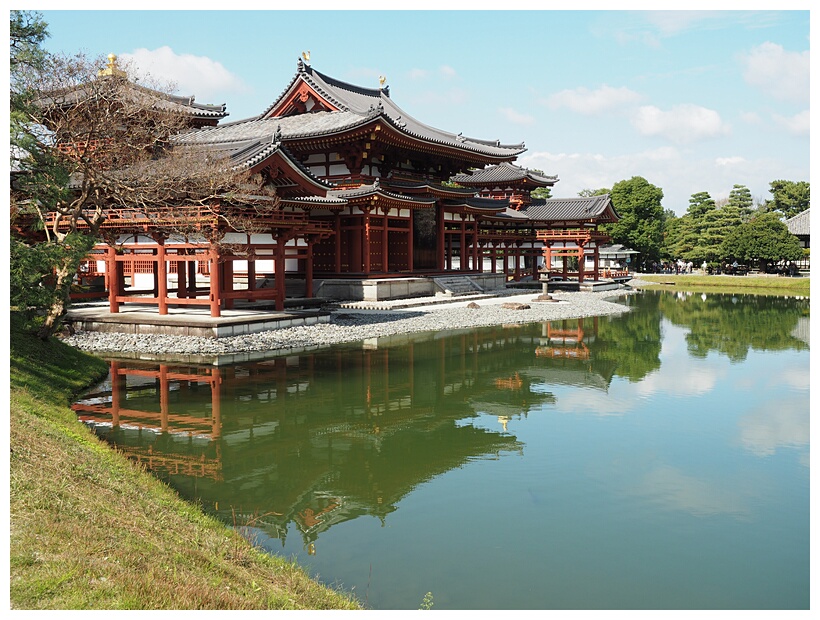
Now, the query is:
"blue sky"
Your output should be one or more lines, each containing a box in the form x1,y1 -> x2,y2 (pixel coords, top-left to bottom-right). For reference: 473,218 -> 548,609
31,5 -> 810,216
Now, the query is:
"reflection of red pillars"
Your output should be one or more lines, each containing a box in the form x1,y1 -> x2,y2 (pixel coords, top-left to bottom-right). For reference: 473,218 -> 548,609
211,368 -> 221,439
159,365 -> 169,433
110,361 -> 122,427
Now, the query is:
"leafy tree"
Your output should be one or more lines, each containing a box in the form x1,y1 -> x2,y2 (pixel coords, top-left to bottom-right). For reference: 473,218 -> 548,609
605,176 -> 664,267
720,212 -> 804,272
531,186 -> 552,200
765,180 -> 810,219
727,184 -> 754,221
11,12 -> 257,339
578,187 -> 610,197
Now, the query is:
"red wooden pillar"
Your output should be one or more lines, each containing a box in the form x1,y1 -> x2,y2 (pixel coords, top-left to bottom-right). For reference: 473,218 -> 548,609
247,256 -> 256,300
187,257 -> 198,297
472,221 -> 479,271
514,246 -> 521,281
363,208 -> 371,275
222,258 -> 234,310
407,212 -> 414,272
305,239 -> 314,298
436,206 -> 445,271
107,246 -> 120,314
275,242 -> 286,311
460,220 -> 466,272
334,213 -> 342,274
176,252 -> 187,299
382,209 -> 389,273
491,243 -> 497,274
209,246 -> 221,318
593,243 -> 600,281
157,241 -> 168,315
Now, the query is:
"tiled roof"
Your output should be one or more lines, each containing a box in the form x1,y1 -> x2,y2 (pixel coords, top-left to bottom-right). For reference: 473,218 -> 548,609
451,162 -> 558,186
521,195 -> 617,222
442,197 -> 510,211
38,77 -> 228,120
257,60 -> 526,159
785,208 -> 810,236
183,139 -> 335,191
328,182 -> 436,206
175,110 -> 376,146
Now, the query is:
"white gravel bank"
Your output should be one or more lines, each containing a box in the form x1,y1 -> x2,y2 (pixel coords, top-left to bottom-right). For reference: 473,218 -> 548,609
63,288 -> 639,357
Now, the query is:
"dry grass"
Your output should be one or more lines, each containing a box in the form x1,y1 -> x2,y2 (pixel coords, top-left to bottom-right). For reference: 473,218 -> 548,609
9,314 -> 361,610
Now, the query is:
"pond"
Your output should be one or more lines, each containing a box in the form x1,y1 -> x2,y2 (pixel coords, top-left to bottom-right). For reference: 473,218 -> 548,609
74,290 -> 810,610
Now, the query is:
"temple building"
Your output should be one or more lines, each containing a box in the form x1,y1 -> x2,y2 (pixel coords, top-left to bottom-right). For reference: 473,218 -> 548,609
49,56 -> 621,316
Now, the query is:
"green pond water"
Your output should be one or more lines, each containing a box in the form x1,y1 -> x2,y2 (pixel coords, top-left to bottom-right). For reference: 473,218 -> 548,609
75,290 -> 810,610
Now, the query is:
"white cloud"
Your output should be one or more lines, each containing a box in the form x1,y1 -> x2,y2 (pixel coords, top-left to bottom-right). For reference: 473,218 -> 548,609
120,46 -> 247,103
546,84 -> 642,115
739,42 -> 809,104
408,68 -> 428,80
740,111 -> 762,125
518,146 -> 794,216
716,156 -> 746,166
498,107 -> 535,126
737,397 -> 809,459
439,65 -> 457,79
772,110 -> 810,136
642,10 -> 720,36
631,104 -> 730,144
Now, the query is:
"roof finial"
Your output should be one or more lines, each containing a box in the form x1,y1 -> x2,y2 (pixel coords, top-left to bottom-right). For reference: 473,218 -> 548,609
302,50 -> 311,65
98,53 -> 126,78
379,75 -> 386,90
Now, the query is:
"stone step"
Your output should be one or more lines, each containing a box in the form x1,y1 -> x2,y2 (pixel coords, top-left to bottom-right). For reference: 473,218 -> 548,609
432,276 -> 484,296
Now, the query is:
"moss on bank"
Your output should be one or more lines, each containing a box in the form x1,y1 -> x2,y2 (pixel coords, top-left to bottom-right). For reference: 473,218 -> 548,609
634,274 -> 810,297
9,314 -> 361,610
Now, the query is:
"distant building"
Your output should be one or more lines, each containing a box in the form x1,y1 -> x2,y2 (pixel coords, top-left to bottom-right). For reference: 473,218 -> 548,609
785,208 -> 810,270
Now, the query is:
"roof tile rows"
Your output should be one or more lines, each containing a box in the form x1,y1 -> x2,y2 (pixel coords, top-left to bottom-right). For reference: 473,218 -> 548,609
785,208 -> 810,236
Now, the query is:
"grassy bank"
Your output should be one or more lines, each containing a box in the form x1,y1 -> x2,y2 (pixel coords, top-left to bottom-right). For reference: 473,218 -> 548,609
634,274 -> 810,297
9,314 -> 361,610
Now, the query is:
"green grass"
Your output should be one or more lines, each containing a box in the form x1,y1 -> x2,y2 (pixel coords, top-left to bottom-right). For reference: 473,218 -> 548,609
634,274 -> 810,297
9,313 -> 362,610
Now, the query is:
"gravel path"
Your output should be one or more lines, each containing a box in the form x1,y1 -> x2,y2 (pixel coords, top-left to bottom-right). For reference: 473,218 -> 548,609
63,288 -> 641,357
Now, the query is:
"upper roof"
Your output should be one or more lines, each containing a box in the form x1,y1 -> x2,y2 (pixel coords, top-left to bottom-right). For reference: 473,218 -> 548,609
785,208 -> 810,236
451,162 -> 558,188
177,59 -> 526,162
37,55 -> 228,123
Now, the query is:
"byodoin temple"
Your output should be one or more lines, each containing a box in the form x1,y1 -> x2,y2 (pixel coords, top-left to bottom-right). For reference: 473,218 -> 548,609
55,56 -> 622,316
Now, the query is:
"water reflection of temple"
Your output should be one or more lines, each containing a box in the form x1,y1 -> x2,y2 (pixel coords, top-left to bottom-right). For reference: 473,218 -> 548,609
74,318 -> 617,550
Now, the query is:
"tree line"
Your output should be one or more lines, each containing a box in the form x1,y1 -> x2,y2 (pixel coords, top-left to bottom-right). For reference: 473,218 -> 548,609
585,177 -> 808,274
